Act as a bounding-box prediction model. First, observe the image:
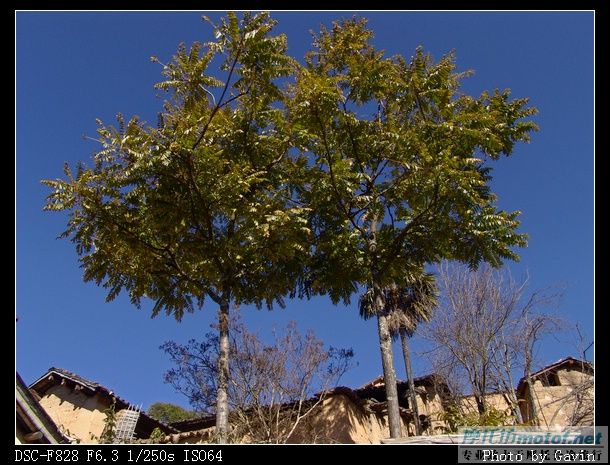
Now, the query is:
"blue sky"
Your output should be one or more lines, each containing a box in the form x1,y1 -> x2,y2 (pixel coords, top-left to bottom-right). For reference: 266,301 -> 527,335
16,12 -> 594,412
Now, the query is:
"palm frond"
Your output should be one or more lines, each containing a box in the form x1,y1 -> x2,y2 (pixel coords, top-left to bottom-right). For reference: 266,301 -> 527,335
359,272 -> 438,336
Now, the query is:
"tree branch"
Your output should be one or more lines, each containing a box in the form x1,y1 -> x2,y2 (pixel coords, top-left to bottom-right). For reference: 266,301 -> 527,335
192,41 -> 244,151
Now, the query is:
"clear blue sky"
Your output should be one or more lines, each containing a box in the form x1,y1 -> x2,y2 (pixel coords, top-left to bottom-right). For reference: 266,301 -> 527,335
16,11 -> 594,411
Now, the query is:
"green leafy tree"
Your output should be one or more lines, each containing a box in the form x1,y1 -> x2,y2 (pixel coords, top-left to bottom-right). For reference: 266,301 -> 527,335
148,402 -> 197,424
289,18 -> 537,437
42,12 -> 309,443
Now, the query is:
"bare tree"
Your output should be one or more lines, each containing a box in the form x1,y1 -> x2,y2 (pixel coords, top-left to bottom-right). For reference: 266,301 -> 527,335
423,263 -> 562,418
541,327 -> 594,427
426,344 -> 470,406
161,312 -> 353,443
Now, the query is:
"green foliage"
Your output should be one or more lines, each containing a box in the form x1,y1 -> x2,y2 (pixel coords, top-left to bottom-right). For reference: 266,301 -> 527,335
359,270 -> 438,336
42,12 -> 310,318
148,427 -> 167,442
42,13 -> 537,441
288,18 -> 537,303
439,405 -> 513,433
148,402 -> 197,424
439,405 -> 512,433
42,12 -> 536,318
99,399 -> 117,444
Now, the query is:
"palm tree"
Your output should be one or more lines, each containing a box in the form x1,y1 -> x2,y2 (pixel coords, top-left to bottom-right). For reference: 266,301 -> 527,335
359,283 -> 403,437
360,272 -> 438,436
386,274 -> 438,435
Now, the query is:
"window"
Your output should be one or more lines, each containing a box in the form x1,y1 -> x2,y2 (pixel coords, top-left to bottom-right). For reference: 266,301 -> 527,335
541,372 -> 561,387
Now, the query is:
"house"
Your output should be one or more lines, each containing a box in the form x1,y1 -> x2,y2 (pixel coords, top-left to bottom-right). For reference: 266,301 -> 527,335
138,373 -> 451,444
28,368 -> 177,443
384,358 -> 595,444
458,357 -> 594,428
517,357 -> 594,427
140,359 -> 594,444
288,374 -> 451,443
16,372 -> 68,444
19,356 -> 594,444
348,374 -> 451,436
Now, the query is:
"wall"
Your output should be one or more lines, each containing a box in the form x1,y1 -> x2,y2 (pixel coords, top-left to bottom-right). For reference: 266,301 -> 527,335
520,368 -> 594,427
557,368 -> 591,387
37,385 -> 111,443
460,392 -> 514,416
291,393 -> 414,443
145,366 -> 594,444
417,385 -> 448,434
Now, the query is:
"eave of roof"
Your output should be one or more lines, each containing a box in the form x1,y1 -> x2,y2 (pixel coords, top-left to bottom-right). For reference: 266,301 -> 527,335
16,372 -> 69,443
170,415 -> 216,432
29,368 -> 178,434
516,357 -> 594,393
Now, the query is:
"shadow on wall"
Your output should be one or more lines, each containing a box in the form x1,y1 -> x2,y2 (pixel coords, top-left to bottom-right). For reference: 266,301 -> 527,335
292,393 -> 406,444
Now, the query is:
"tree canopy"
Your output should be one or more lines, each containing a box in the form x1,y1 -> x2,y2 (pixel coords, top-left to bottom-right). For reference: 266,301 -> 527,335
43,11 -> 313,442
43,12 -> 537,441
147,402 -> 197,424
43,12 -> 310,319
289,18 -> 536,303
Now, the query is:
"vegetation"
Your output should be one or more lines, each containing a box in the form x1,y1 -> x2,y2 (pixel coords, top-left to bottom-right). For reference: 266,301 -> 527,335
148,402 -> 197,424
359,270 -> 438,435
43,12 -> 537,440
390,274 -> 438,435
424,263 -> 562,421
161,314 -> 353,443
439,405 -> 511,433
288,18 -> 537,436
148,427 -> 167,442
99,399 -> 117,444
43,12 -> 309,442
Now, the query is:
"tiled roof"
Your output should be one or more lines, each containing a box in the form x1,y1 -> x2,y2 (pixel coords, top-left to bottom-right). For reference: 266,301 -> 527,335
359,373 -> 446,390
170,415 -> 216,432
135,426 -> 215,444
350,373 -> 449,408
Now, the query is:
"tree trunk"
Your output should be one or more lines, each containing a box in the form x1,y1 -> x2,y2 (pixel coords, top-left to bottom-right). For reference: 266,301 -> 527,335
377,306 -> 402,438
400,328 -> 421,436
524,354 -> 539,425
369,218 -> 401,439
503,391 -> 524,424
471,373 -> 487,415
216,300 -> 230,443
475,394 -> 486,415
525,378 -> 540,425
